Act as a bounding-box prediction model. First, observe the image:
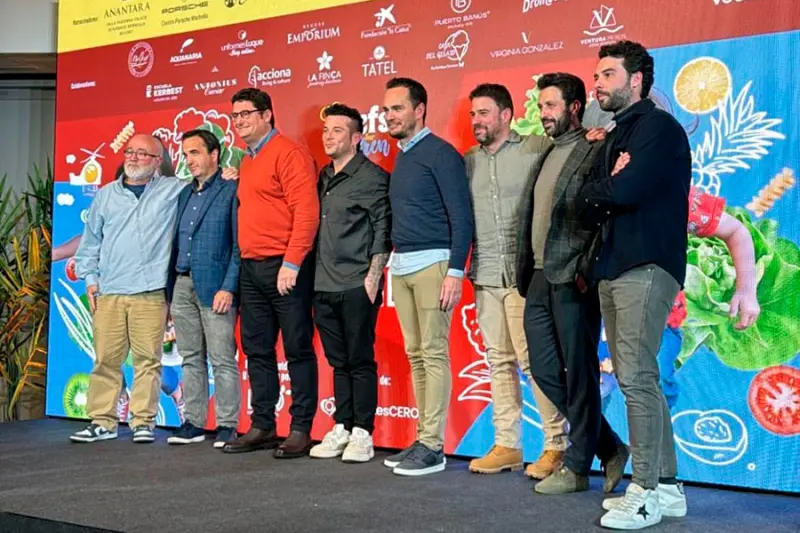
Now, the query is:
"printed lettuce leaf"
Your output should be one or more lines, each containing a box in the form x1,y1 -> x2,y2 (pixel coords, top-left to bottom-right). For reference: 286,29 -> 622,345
678,207 -> 800,370
174,122 -> 246,180
511,75 -> 546,137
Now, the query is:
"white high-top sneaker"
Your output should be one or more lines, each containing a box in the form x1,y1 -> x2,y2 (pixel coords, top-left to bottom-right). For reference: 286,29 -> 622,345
342,427 -> 374,463
603,482 -> 687,518
309,424 -> 350,459
600,483 -> 663,530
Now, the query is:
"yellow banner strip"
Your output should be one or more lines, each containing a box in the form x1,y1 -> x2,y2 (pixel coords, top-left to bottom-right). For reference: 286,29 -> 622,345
58,0 -> 370,53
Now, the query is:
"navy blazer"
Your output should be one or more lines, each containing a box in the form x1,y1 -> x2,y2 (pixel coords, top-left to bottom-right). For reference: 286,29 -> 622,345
166,172 -> 240,308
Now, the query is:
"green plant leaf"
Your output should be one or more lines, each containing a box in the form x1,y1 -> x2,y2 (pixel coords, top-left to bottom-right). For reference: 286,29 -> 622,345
676,326 -> 711,368
0,159 -> 52,418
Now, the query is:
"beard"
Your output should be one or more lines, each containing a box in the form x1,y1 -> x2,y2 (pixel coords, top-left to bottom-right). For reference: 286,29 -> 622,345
599,84 -> 634,113
124,161 -> 157,181
473,124 -> 498,146
388,117 -> 416,140
542,112 -> 571,138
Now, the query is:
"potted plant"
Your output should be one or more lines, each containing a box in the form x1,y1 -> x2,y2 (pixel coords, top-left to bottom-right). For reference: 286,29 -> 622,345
0,162 -> 52,422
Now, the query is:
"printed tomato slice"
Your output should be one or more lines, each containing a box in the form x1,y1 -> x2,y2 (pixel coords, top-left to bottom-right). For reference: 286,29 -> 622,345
747,365 -> 800,436
65,257 -> 79,282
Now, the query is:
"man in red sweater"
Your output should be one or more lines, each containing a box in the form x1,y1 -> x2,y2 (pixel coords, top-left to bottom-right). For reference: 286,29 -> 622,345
222,88 -> 320,457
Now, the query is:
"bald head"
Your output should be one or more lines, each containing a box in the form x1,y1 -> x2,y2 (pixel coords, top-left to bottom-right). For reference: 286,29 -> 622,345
123,133 -> 163,183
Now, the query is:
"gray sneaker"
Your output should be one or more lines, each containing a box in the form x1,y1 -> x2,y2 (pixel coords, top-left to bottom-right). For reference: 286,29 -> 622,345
534,465 -> 589,494
132,425 -> 155,443
392,444 -> 446,477
603,445 -> 630,493
70,423 -> 118,443
383,441 -> 420,468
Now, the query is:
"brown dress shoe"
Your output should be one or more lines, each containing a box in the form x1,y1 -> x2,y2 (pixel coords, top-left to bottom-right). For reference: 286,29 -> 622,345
222,428 -> 279,454
274,430 -> 312,459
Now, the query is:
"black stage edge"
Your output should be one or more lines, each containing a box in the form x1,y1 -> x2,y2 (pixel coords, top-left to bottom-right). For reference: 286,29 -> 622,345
0,512 -> 120,533
1,419 -> 798,533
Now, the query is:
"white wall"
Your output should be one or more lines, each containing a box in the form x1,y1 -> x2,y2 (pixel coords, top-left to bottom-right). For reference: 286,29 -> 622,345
0,0 -> 58,53
0,1 -> 58,194
0,81 -> 56,196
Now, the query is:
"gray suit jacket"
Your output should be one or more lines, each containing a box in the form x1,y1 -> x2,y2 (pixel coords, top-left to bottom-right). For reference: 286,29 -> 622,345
516,134 -> 604,295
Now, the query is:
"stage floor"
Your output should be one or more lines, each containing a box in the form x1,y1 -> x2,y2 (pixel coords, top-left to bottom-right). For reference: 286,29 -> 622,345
0,419 -> 797,533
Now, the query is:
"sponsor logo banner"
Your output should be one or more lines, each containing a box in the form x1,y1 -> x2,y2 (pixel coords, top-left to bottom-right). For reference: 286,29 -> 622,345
57,0 -> 372,53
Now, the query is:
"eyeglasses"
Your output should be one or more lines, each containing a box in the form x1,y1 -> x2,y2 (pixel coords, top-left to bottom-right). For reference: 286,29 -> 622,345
124,148 -> 160,159
230,109 -> 264,120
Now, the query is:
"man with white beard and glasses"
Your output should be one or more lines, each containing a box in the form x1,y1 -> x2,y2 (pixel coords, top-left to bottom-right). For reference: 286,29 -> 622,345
70,134 -> 190,444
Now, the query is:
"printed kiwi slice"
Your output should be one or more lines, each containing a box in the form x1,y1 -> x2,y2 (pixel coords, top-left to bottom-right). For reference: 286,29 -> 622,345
63,373 -> 91,419
79,293 -> 90,311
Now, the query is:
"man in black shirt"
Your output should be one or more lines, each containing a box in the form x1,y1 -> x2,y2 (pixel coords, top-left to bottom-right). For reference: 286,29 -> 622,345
576,41 -> 691,530
309,103 -> 392,463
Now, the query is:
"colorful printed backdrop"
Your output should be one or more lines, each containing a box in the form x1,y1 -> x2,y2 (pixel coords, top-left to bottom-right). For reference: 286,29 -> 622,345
49,0 -> 800,493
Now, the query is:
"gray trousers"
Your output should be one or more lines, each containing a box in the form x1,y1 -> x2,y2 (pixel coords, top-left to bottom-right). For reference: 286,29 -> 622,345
598,264 -> 680,489
170,275 -> 241,429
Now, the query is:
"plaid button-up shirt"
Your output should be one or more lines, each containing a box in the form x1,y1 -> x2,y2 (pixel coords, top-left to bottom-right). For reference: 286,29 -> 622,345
466,132 -> 551,287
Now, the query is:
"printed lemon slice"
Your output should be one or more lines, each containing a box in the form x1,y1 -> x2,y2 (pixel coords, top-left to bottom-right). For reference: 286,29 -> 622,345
673,57 -> 732,115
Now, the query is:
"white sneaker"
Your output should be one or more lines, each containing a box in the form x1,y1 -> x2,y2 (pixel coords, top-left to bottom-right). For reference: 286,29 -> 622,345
603,482 -> 687,518
342,427 -> 374,463
309,424 -> 350,459
600,483 -> 662,530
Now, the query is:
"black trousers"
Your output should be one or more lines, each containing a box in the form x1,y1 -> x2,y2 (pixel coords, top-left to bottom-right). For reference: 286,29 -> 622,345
313,285 -> 382,433
524,270 -> 622,475
239,256 -> 318,433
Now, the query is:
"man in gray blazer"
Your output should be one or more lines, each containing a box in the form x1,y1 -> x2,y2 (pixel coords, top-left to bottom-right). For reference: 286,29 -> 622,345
516,72 -> 627,495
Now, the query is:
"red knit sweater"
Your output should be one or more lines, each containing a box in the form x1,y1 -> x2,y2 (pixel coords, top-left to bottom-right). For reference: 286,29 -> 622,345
237,133 -> 319,265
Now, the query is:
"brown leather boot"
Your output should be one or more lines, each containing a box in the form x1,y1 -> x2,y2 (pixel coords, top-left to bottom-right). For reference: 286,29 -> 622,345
525,449 -> 564,480
222,427 -> 279,454
274,430 -> 312,459
468,445 -> 524,474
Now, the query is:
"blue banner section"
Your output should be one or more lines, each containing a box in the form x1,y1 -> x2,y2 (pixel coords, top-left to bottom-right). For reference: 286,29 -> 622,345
48,30 -> 800,493
456,31 -> 800,493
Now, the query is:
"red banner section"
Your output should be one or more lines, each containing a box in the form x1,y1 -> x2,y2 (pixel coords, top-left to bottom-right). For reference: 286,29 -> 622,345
52,0 -> 800,456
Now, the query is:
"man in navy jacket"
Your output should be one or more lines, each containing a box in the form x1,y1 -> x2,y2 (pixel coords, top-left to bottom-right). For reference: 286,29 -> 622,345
381,77 -> 474,477
166,129 -> 241,449
576,41 -> 690,530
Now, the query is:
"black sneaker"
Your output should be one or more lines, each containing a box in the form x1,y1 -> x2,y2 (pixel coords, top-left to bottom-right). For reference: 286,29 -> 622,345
70,423 -> 118,443
214,427 -> 238,449
383,441 -> 420,468
392,443 -> 446,476
167,422 -> 205,445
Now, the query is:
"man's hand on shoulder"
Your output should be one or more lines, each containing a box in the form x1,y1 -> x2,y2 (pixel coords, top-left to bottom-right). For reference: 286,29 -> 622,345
221,167 -> 239,181
585,127 -> 607,142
